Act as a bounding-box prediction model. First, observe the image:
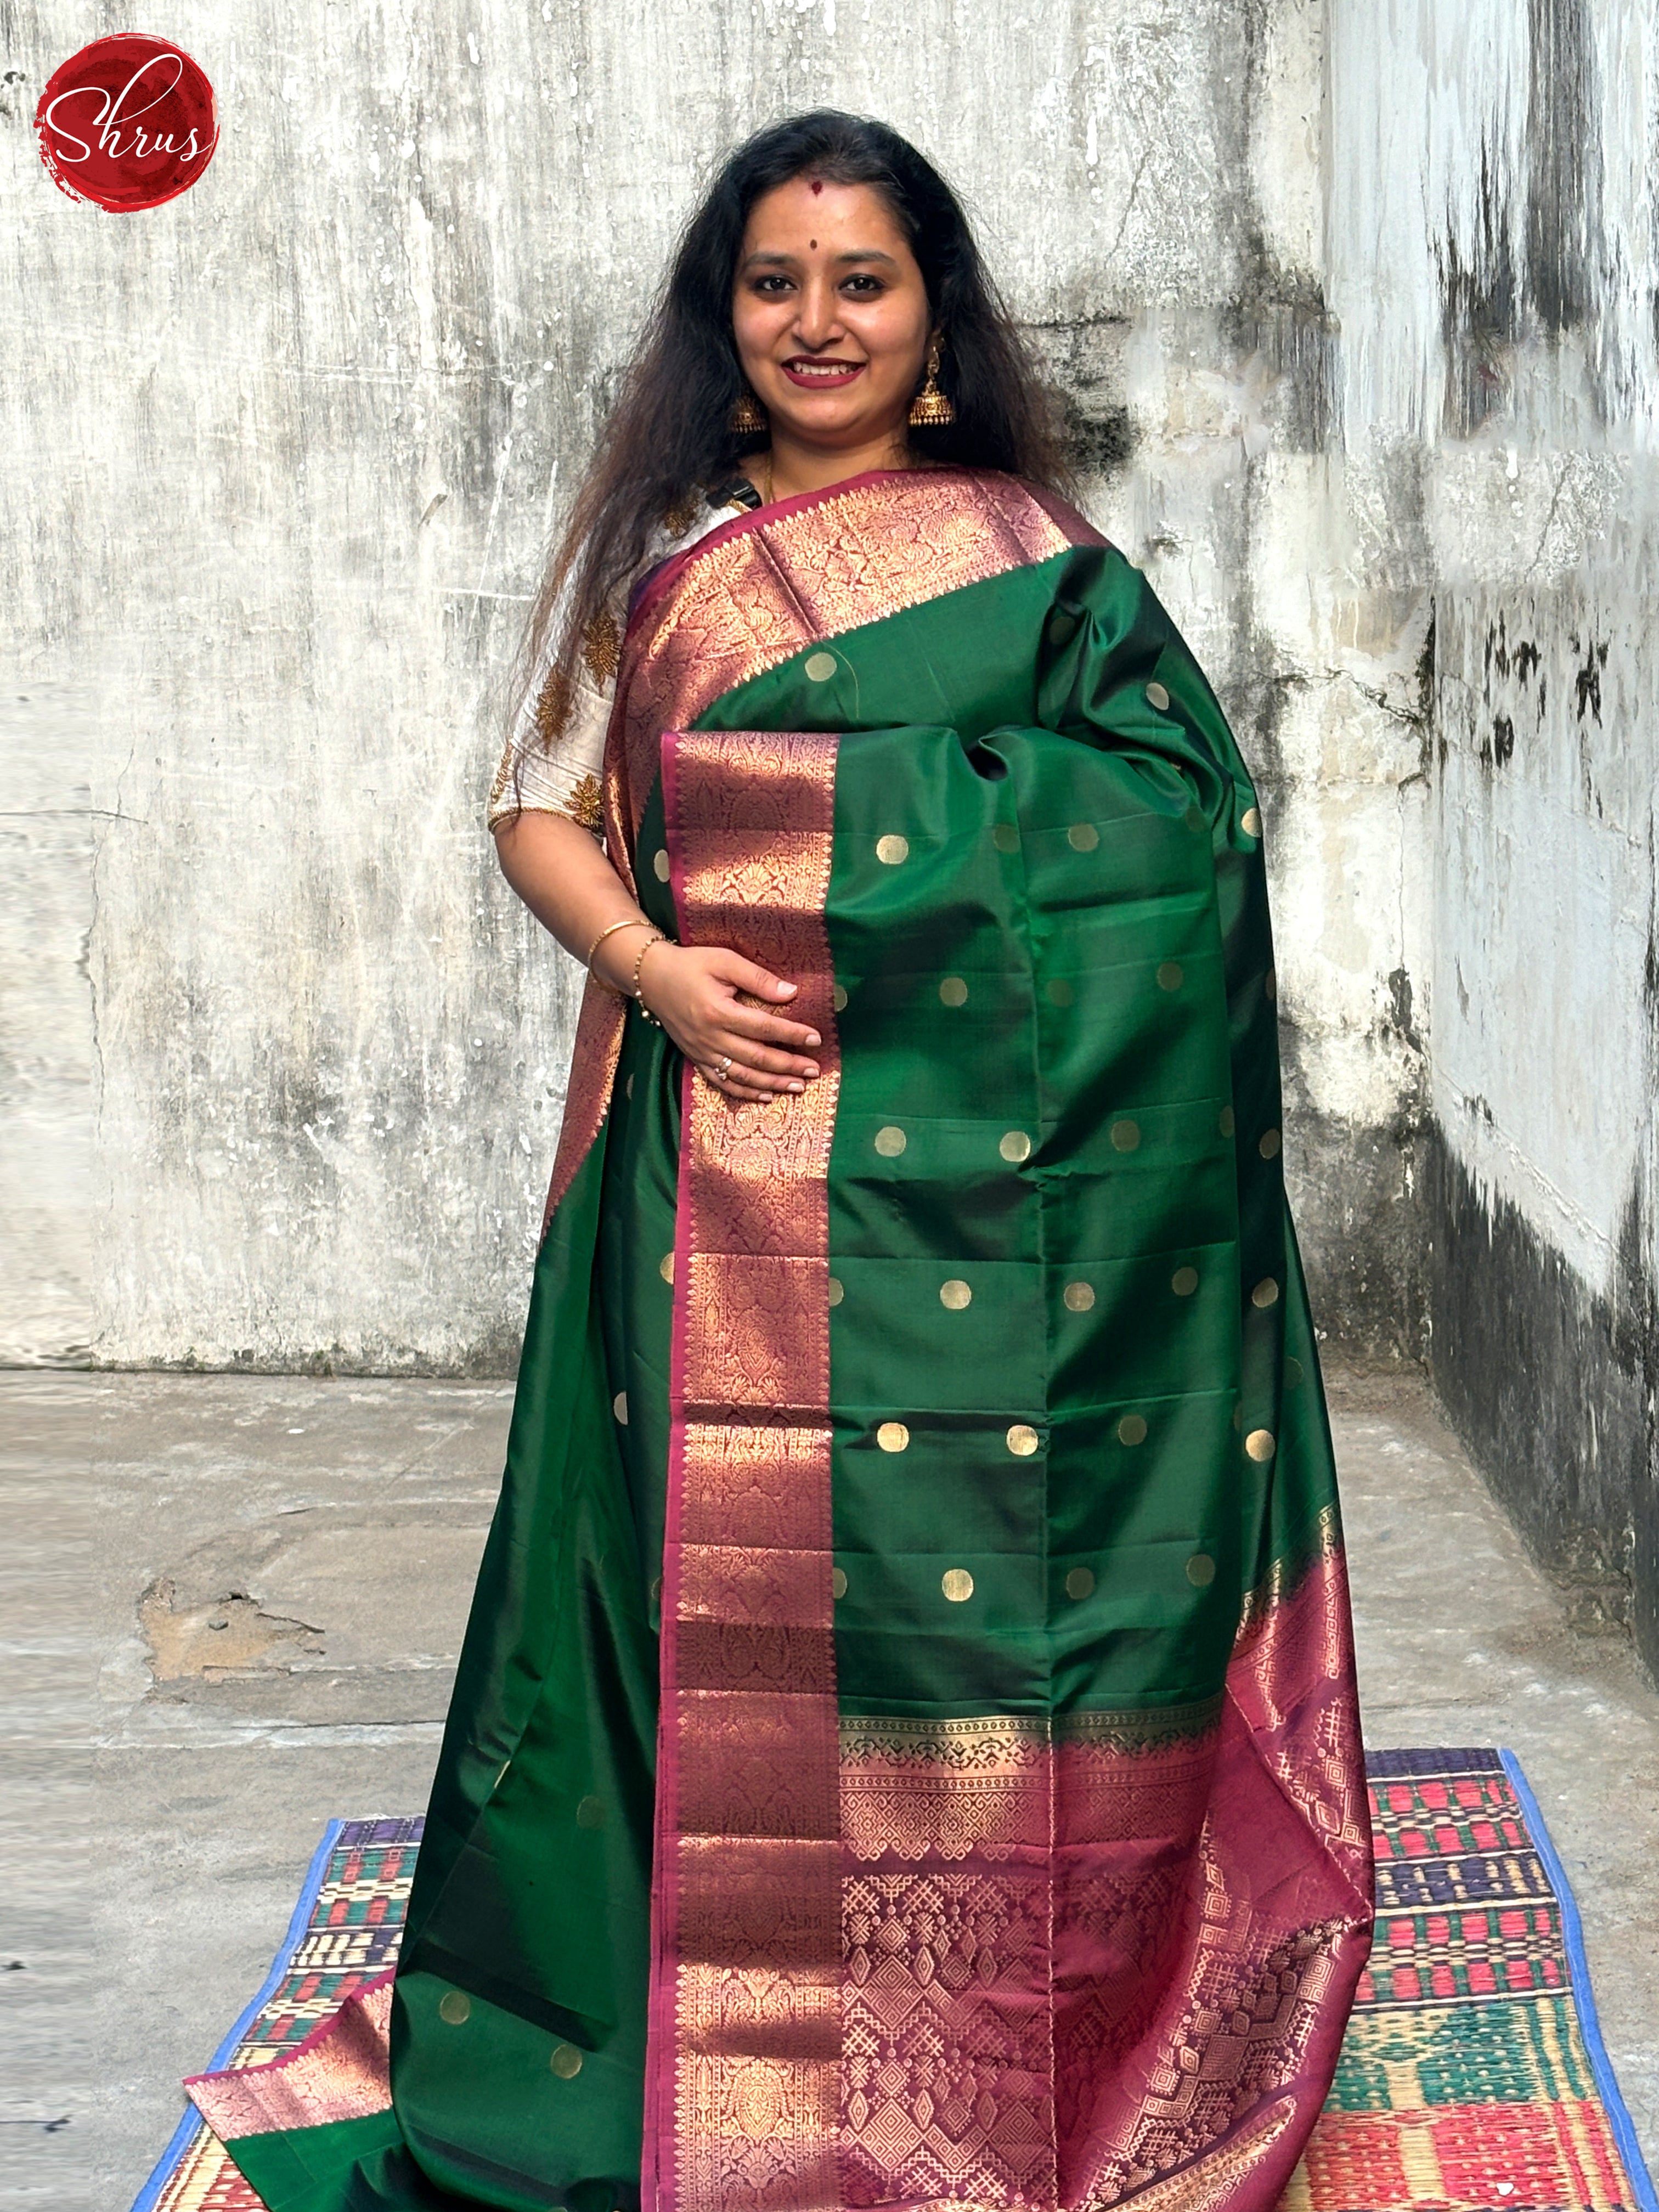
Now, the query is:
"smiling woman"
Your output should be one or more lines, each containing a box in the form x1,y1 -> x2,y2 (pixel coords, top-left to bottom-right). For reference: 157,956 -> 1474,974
185,111 -> 1372,2212
730,173 -> 934,500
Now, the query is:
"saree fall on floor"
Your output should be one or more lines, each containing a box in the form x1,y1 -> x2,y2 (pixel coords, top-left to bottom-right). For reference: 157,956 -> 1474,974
190,467 -> 1374,2212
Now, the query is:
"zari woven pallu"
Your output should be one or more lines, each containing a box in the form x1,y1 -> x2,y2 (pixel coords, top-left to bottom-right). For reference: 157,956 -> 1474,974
188,467 -> 1376,2211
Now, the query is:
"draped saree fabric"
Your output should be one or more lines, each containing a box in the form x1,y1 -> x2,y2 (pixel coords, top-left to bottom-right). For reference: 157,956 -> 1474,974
188,469 -> 1373,2212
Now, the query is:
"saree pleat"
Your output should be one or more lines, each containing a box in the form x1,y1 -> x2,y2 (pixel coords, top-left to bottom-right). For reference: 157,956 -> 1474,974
189,469 -> 1371,2212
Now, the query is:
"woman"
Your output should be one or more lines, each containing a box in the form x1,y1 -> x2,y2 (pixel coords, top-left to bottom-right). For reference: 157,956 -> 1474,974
190,111 -> 1372,2212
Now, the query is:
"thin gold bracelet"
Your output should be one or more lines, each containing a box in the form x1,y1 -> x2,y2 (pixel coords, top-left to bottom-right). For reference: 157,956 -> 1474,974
632,932 -> 669,1026
586,915 -> 657,985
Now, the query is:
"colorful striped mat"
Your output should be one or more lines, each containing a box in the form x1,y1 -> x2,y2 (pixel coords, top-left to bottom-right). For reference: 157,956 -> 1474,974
132,1750 -> 1655,2212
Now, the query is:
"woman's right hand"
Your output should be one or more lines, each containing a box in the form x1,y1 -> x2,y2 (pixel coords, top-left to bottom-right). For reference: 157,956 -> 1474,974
607,939 -> 822,1104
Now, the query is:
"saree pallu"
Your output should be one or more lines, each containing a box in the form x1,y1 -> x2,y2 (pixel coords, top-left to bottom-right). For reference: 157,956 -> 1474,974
190,467 -> 1373,2212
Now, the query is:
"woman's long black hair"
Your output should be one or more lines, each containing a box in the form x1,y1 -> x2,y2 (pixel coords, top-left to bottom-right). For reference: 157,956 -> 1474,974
513,110 -> 1068,751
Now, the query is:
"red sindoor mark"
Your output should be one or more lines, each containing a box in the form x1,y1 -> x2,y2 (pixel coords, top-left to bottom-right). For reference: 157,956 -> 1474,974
35,34 -> 217,212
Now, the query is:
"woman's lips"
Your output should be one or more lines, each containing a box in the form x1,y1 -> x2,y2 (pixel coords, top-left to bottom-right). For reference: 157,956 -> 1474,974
780,357 -> 866,388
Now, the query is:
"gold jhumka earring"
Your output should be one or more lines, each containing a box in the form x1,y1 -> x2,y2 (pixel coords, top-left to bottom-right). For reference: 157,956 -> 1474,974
907,337 -> 955,427
730,387 -> 767,434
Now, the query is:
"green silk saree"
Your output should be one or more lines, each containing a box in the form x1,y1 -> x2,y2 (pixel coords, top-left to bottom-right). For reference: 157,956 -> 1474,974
189,467 -> 1373,2212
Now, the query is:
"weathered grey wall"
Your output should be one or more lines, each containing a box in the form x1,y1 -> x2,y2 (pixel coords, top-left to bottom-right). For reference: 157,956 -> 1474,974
7,0 -> 1656,1672
1325,0 -> 1659,1671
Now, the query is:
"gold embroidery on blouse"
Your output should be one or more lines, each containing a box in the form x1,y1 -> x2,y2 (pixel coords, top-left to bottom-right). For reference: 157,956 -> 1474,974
663,495 -> 698,539
581,611 -> 621,687
564,773 -> 603,832
533,663 -> 573,748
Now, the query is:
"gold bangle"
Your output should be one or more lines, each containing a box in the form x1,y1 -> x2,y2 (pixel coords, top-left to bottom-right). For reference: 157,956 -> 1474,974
632,931 -> 669,1025
586,915 -> 656,979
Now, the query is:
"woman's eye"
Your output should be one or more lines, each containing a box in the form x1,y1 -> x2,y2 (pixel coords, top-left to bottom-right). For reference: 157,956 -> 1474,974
842,275 -> 883,296
753,274 -> 794,295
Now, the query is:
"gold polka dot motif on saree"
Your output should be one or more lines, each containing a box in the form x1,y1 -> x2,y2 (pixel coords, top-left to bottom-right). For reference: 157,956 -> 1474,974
876,833 -> 909,865
550,2044 -> 584,2079
439,1991 -> 470,2026
831,1567 -> 848,1600
1067,822 -> 1099,851
1064,1566 -> 1095,1601
1171,1265 -> 1199,1297
992,821 -> 1020,853
941,1568 -> 974,1602
1046,977 -> 1074,1007
1259,1127 -> 1282,1158
1000,1130 -> 1032,1163
877,1421 -> 910,1453
1006,1424 -> 1040,1457
874,1125 -> 906,1157
804,650 -> 837,682
652,849 -> 670,881
938,975 -> 968,1007
1145,679 -> 1171,711
1110,1119 -> 1140,1152
939,1279 -> 972,1310
1117,1413 -> 1148,1446
1064,1280 -> 1094,1312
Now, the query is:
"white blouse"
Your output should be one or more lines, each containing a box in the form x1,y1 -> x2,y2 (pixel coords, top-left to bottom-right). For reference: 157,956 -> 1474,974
487,487 -> 758,834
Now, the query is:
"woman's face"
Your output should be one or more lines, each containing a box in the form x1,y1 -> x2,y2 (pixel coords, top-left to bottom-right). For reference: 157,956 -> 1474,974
732,176 -> 932,456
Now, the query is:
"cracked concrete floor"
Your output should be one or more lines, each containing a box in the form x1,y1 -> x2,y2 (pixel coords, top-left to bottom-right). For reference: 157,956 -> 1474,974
6,1364 -> 1657,2211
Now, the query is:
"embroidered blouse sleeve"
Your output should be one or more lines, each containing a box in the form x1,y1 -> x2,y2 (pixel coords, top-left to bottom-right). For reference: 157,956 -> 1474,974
486,607 -> 621,834
486,493 -> 755,835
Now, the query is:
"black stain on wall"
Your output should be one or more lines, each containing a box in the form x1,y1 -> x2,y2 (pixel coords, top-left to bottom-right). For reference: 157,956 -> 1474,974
1573,634 -> 1606,721
1425,1124 -> 1658,1675
1525,0 -> 1602,334
1438,140 -> 1519,436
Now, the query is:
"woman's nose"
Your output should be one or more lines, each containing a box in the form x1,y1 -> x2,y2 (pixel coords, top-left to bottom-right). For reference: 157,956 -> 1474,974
793,279 -> 845,353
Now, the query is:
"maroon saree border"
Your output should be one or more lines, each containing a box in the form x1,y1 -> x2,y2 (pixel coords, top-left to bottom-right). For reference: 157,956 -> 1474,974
185,1971 -> 394,2141
650,727 -> 845,2212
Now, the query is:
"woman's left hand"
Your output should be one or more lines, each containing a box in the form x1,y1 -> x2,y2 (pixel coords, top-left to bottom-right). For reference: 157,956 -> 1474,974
631,940 -> 822,1104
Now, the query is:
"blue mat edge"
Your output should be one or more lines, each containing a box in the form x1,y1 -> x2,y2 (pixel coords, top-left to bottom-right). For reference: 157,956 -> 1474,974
129,1818 -> 347,2212
1499,1747 -> 1658,2212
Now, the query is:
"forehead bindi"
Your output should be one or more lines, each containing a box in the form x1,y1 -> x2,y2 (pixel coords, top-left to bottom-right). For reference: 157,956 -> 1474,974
741,177 -> 913,266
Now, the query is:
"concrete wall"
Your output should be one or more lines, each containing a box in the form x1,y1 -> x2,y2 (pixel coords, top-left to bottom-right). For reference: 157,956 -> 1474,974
1325,0 -> 1659,1672
6,1 -> 1655,1667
